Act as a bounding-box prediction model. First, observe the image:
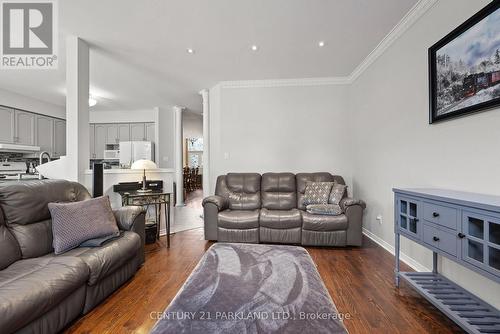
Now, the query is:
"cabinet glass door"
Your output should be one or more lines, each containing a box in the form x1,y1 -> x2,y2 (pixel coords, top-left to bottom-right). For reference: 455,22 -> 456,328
462,212 -> 500,275
398,197 -> 420,238
488,220 -> 500,272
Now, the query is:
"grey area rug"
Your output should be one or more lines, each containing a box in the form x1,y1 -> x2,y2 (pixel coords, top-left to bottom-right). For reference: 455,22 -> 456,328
150,243 -> 348,334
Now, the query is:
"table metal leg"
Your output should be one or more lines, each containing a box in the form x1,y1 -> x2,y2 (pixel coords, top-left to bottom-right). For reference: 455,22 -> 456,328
154,204 -> 159,241
165,202 -> 170,248
395,232 -> 400,287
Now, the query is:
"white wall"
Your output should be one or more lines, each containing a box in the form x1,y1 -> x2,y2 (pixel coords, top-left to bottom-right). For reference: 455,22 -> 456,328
208,83 -> 352,194
183,112 -> 203,139
349,0 -> 500,308
158,107 -> 175,169
89,109 -> 158,123
0,87 -> 65,119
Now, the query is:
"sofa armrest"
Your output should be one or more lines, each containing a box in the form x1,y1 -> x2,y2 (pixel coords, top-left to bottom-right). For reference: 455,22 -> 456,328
202,195 -> 228,211
340,197 -> 366,246
340,197 -> 366,211
114,206 -> 146,265
114,206 -> 146,231
202,195 -> 228,241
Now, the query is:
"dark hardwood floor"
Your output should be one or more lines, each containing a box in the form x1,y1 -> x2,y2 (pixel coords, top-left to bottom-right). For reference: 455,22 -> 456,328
66,229 -> 464,333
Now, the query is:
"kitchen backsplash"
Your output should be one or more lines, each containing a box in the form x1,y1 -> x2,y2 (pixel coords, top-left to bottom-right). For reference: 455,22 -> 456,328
0,153 -> 57,173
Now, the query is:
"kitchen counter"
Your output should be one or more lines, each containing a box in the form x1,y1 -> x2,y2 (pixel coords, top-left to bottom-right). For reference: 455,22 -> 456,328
0,177 -> 40,183
83,168 -> 175,174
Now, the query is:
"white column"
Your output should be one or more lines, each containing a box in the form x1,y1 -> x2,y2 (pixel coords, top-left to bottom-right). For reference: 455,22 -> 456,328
174,105 -> 185,206
200,89 -> 210,197
66,36 -> 90,182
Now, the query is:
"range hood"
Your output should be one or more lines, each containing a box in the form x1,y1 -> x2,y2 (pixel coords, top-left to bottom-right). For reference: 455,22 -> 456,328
0,143 -> 41,153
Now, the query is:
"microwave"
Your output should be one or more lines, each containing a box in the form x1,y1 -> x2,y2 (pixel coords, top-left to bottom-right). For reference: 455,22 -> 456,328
103,150 -> 120,160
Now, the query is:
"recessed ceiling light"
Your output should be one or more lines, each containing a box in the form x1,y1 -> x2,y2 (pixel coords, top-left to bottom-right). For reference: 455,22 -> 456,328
251,45 -> 258,51
318,41 -> 325,47
88,96 -> 97,107
187,48 -> 195,54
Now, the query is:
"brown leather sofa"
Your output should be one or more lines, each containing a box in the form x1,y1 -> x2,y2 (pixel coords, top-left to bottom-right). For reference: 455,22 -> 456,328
0,180 -> 145,334
203,172 -> 366,247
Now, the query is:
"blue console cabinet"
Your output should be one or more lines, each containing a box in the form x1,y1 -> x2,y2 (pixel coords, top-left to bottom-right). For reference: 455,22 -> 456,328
394,188 -> 500,333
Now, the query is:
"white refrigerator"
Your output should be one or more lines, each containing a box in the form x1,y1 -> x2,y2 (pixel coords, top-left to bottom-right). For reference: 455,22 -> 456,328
119,141 -> 155,167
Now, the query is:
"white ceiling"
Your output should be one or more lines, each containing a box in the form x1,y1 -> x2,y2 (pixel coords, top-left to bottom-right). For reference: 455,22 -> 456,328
0,0 -> 418,113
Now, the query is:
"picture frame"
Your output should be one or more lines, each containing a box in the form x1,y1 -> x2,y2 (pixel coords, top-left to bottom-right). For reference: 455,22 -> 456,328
429,1 -> 500,124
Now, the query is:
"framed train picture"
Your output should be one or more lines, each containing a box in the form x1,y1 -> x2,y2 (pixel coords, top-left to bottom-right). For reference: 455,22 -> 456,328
429,1 -> 500,123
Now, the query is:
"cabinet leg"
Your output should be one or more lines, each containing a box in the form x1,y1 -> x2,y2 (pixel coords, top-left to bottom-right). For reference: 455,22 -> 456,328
433,252 -> 438,274
395,233 -> 400,287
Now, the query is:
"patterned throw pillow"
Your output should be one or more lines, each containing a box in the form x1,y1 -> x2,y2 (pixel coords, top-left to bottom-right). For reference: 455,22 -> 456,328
306,204 -> 343,216
329,183 -> 347,205
49,196 -> 120,254
303,182 -> 334,206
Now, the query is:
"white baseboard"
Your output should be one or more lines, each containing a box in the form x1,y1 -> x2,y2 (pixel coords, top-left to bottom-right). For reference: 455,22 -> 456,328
159,228 -> 166,236
362,228 -> 430,272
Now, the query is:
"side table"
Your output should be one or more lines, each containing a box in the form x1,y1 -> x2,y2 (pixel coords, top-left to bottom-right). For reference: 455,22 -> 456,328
118,191 -> 171,248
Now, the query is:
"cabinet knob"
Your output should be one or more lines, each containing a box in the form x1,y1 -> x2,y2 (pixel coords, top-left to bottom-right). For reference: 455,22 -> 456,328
458,233 -> 465,239
433,236 -> 440,242
413,218 -> 419,223
432,212 -> 440,217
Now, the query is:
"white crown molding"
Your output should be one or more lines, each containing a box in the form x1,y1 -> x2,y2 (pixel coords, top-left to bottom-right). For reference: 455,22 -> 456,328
348,0 -> 439,82
217,76 -> 351,89
210,0 -> 438,90
362,227 -> 430,272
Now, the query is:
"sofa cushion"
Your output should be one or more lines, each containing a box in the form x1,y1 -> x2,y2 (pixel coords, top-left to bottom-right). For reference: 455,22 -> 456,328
296,173 -> 339,210
260,208 -> 302,229
261,173 -> 297,210
218,209 -> 260,229
215,173 -> 261,210
0,256 -> 88,333
43,231 -> 141,286
303,182 -> 334,206
0,180 -> 91,226
0,224 -> 21,270
8,219 -> 53,259
306,204 -> 343,216
329,183 -> 347,205
49,196 -> 120,254
302,212 -> 348,231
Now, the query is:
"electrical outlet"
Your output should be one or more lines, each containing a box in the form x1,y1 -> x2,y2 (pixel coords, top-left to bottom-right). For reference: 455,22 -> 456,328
376,215 -> 383,224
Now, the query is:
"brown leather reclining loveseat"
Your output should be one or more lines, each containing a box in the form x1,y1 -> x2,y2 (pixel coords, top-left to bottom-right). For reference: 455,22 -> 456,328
203,172 -> 365,247
0,180 -> 145,334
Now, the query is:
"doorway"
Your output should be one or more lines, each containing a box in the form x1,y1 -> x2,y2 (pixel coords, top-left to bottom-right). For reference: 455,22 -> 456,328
172,111 -> 204,233
183,137 -> 203,205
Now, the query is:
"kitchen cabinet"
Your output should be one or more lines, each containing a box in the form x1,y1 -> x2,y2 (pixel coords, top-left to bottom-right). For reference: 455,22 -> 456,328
88,122 -> 155,159
104,123 -> 130,144
94,124 -> 106,159
14,110 -> 35,145
0,107 -> 15,143
36,115 -> 54,154
105,124 -> 119,144
145,123 -> 155,142
0,106 -> 66,156
117,124 -> 130,142
130,123 -> 146,141
89,124 -> 95,159
53,120 -> 66,157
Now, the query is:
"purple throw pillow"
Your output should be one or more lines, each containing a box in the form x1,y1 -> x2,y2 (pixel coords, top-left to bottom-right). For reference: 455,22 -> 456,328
49,196 -> 119,254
